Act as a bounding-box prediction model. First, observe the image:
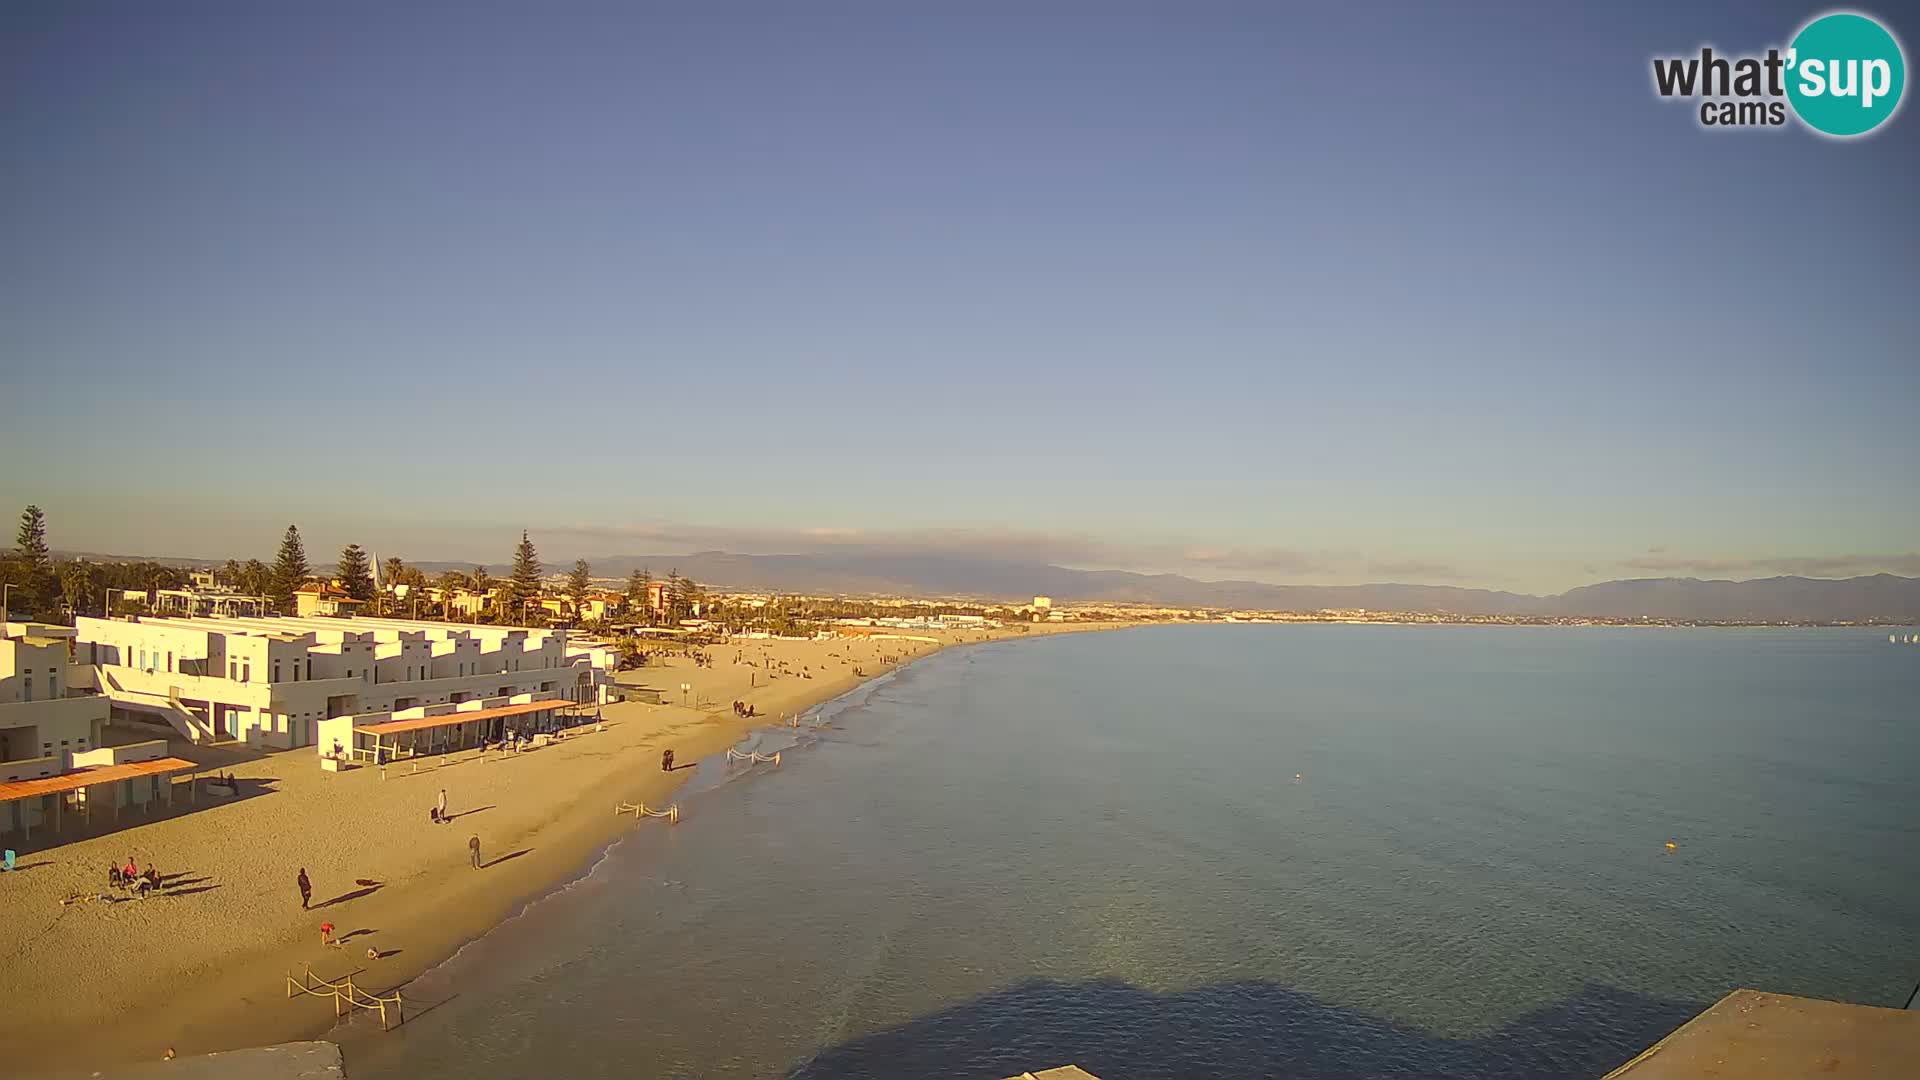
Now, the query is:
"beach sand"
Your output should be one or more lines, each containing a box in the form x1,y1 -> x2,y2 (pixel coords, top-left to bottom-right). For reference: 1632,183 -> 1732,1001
0,624 -> 1123,1074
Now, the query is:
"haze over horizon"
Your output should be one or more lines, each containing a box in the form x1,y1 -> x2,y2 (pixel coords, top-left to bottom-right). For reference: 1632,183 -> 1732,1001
4,2 -> 1915,594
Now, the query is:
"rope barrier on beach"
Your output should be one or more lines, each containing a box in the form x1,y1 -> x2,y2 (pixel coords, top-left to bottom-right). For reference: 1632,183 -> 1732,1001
614,801 -> 680,823
286,963 -> 404,1030
726,748 -> 782,765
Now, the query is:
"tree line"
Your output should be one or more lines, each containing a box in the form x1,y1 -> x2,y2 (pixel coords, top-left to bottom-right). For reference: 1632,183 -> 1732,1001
0,505 -> 713,631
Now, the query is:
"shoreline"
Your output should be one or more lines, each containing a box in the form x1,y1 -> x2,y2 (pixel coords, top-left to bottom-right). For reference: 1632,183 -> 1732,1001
9,623 -> 1136,1076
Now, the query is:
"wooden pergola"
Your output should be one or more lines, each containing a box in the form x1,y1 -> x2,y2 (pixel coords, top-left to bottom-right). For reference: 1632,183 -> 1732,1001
0,756 -> 199,840
353,699 -> 576,764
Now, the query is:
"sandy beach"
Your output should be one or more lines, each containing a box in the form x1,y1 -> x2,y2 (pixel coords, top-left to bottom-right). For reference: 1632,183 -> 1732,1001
0,623 -> 1126,1074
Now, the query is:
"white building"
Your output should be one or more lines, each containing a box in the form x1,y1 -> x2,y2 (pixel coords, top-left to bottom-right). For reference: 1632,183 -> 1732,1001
1,622 -> 110,771
75,614 -> 613,750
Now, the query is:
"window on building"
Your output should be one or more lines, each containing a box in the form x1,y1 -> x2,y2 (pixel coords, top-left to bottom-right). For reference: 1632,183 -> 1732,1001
242,662 -> 251,682
307,658 -> 313,679
22,676 -> 32,701
229,661 -> 238,680
274,661 -> 282,681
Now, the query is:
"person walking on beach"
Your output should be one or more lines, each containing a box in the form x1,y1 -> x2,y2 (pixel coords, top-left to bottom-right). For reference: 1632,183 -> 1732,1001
297,867 -> 312,910
437,788 -> 448,823
469,834 -> 482,870
661,748 -> 675,772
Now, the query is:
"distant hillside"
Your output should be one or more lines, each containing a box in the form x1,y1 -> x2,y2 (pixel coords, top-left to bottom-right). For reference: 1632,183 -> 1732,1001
418,551 -> 1920,622
1546,574 -> 1920,622
56,547 -> 1920,621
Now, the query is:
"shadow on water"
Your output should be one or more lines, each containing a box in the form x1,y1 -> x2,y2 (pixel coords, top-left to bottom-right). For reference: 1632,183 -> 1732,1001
783,979 -> 1700,1080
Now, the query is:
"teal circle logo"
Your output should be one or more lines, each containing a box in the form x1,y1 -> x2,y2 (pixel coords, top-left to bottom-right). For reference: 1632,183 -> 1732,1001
1786,12 -> 1906,136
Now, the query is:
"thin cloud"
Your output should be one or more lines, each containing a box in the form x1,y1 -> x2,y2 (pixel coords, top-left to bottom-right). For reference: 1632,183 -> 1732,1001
542,522 -> 1341,579
1364,559 -> 1466,581
1173,546 -> 1340,575
1620,553 -> 1920,578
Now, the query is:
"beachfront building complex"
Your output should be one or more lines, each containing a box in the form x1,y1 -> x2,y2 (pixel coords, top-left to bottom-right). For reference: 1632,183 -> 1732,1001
1,622 -> 110,772
74,614 -> 613,750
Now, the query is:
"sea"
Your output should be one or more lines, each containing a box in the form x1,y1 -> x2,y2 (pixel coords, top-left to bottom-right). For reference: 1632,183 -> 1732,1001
342,625 -> 1920,1079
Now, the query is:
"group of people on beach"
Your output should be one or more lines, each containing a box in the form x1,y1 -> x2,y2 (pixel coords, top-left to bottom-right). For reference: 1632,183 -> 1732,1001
730,700 -> 758,718
487,728 -> 535,753
107,856 -> 163,897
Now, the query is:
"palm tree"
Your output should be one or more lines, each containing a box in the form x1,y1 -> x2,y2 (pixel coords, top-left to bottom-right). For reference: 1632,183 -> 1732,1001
59,561 -> 95,621
470,567 -> 494,621
437,570 -> 470,618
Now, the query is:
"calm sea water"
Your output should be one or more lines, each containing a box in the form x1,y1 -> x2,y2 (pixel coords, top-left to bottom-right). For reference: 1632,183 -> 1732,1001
344,626 -> 1920,1080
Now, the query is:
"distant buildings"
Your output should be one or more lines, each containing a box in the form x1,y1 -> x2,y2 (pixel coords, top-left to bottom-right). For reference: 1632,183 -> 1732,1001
1033,596 -> 1053,610
293,584 -> 365,618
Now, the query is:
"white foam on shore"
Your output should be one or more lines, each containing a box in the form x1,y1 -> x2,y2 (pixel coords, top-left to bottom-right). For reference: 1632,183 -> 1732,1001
352,646 -> 946,1024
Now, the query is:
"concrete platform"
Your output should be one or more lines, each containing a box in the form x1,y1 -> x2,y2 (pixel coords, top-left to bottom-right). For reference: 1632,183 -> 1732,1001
1603,989 -> 1920,1078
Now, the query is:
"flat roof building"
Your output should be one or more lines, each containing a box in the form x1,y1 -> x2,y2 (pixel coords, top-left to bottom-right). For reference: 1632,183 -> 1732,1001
1,622 -> 110,772
76,614 -> 612,750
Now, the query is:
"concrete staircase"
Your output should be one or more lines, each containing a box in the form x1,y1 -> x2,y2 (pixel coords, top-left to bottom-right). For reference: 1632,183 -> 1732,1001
94,666 -> 218,744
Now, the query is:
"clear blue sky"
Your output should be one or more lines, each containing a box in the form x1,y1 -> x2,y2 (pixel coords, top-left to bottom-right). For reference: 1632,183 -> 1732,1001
2,2 -> 1915,593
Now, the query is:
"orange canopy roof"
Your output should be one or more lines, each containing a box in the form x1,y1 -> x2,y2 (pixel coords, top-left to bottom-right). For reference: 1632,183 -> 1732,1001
0,757 -> 199,803
358,699 -> 571,738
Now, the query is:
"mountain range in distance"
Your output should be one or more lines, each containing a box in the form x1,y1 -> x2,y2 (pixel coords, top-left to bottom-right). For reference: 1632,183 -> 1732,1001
47,548 -> 1920,622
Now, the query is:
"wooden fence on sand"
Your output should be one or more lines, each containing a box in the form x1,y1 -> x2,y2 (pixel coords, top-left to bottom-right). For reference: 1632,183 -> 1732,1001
286,963 -> 405,1030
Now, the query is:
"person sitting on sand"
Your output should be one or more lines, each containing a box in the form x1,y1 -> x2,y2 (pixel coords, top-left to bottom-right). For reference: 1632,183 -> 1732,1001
108,864 -> 124,889
319,921 -> 335,946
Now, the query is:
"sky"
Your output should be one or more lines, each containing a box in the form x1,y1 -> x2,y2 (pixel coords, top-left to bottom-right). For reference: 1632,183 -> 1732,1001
2,1 -> 1915,594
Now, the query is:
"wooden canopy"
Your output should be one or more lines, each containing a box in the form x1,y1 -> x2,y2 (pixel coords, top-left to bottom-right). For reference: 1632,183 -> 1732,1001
357,699 -> 566,738
0,757 -> 198,803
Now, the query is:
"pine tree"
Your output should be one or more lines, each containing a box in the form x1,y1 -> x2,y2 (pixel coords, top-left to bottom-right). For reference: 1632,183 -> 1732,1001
665,569 -> 686,622
270,525 -> 310,613
337,544 -> 375,602
508,531 -> 542,623
12,505 -> 56,619
626,568 -> 654,624
15,505 -> 50,569
567,559 -> 593,612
